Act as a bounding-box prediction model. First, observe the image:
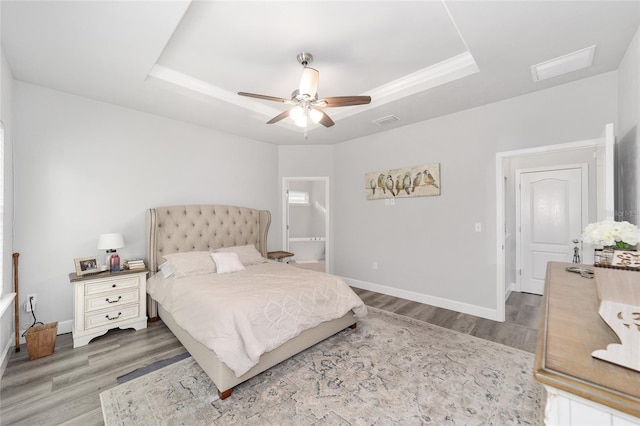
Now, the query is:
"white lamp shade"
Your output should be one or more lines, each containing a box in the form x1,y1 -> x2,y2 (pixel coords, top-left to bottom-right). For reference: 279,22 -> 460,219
298,67 -> 319,97
289,106 -> 308,128
308,108 -> 323,124
97,233 -> 125,250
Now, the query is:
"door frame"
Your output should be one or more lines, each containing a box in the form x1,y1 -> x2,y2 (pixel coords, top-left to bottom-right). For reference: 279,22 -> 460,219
495,122 -> 614,322
514,163 -> 589,292
281,176 -> 330,272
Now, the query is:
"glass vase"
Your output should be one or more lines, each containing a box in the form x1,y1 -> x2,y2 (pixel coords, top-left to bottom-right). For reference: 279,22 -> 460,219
594,246 -> 615,266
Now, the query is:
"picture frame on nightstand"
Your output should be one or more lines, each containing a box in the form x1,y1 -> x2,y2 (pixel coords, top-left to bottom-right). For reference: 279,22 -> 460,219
74,256 -> 99,276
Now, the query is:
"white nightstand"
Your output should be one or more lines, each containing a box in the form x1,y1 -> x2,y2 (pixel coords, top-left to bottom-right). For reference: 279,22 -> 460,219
69,269 -> 148,348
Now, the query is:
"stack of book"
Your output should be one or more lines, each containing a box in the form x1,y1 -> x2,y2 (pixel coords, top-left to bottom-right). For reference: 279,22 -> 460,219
125,259 -> 145,270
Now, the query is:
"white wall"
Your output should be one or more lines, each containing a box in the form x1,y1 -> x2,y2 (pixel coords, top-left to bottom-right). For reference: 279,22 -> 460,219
617,26 -> 640,224
12,82 -> 279,333
332,71 -> 618,319
1,12 -> 17,374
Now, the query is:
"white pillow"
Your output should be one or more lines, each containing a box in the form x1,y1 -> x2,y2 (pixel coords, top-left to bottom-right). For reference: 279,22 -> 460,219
210,252 -> 245,274
215,244 -> 266,265
162,251 -> 216,278
158,261 -> 174,279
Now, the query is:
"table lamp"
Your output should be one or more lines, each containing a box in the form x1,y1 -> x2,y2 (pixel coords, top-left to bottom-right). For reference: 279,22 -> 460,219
97,233 -> 125,273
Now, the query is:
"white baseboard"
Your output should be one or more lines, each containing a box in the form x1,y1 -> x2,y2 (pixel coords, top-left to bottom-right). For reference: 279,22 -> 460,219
0,336 -> 12,379
506,282 -> 516,300
343,276 -> 502,322
18,319 -> 73,345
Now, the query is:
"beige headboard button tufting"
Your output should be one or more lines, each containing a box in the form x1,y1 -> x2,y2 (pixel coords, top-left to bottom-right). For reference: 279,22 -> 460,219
146,204 -> 271,274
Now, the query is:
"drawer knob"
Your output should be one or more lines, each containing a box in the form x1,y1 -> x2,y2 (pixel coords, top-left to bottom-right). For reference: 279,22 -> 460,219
105,296 -> 122,304
112,284 -> 116,288
106,312 -> 122,321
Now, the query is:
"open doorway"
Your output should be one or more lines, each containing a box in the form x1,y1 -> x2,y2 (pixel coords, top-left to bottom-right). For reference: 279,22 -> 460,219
282,177 -> 330,273
495,123 -> 614,321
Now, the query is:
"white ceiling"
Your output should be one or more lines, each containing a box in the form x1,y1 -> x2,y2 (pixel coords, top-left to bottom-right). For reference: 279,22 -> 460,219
2,1 -> 639,145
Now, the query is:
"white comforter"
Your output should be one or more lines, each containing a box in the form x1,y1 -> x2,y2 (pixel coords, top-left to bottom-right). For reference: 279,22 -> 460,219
147,261 -> 367,377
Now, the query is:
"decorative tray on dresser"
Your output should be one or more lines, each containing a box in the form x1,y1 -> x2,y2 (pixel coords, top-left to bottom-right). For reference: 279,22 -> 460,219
534,262 -> 640,426
68,269 -> 148,348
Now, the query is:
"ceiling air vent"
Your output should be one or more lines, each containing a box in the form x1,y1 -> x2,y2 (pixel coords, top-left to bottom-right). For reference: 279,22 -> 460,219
531,45 -> 596,82
372,115 -> 400,126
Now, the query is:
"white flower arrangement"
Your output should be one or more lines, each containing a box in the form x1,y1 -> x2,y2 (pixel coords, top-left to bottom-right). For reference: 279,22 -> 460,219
581,220 -> 640,249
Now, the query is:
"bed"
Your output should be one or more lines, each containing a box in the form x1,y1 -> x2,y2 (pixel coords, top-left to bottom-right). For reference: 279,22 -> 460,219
145,204 -> 366,399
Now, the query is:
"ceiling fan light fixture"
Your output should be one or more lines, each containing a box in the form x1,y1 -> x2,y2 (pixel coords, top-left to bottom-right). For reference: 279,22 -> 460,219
289,106 -> 307,127
290,105 -> 304,120
308,108 -> 323,124
238,52 -> 369,135
299,67 -> 319,97
294,116 -> 308,128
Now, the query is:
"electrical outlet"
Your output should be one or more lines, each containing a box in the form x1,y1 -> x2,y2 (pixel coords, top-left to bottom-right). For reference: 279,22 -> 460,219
373,262 -> 378,270
24,294 -> 37,312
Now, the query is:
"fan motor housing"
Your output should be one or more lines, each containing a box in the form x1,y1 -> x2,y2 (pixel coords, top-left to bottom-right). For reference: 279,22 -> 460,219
296,52 -> 313,67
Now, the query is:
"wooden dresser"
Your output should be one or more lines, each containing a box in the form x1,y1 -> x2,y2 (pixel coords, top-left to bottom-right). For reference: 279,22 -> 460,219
534,262 -> 640,425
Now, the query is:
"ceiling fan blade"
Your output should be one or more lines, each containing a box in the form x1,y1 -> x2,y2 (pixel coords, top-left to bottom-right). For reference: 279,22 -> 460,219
318,111 -> 335,128
321,96 -> 371,107
238,92 -> 289,103
267,110 -> 291,124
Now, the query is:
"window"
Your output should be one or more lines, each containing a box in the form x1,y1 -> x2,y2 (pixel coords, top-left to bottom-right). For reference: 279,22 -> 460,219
0,121 -> 3,293
288,190 -> 310,206
0,121 -> 9,317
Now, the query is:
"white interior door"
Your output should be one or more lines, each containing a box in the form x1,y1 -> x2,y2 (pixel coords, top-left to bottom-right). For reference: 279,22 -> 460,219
517,166 -> 587,294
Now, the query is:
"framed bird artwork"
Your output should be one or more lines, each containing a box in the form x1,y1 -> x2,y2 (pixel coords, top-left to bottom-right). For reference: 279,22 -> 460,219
365,163 -> 440,200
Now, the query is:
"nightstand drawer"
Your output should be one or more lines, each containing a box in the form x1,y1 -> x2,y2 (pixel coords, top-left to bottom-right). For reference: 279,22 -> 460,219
85,288 -> 139,312
85,276 -> 140,295
85,305 -> 139,330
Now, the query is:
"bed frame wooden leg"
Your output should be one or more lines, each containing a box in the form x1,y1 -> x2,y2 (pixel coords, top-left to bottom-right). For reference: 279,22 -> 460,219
219,388 -> 233,400
149,317 -> 158,322
350,322 -> 357,329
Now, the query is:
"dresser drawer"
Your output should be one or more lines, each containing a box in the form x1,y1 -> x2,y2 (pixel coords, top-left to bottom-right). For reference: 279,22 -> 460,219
85,276 -> 140,296
85,288 -> 139,312
85,304 -> 140,330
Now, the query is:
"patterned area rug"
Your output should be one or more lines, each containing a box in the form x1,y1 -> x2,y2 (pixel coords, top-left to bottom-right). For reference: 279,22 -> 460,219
100,308 -> 545,425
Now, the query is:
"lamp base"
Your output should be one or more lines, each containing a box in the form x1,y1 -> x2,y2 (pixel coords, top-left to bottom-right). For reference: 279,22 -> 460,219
109,253 -> 120,273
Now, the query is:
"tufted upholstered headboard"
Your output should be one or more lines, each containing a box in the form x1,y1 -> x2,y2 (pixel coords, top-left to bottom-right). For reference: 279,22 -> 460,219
146,204 -> 271,273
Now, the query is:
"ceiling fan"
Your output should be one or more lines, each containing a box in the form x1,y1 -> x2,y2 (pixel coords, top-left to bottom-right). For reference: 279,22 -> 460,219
238,52 -> 371,131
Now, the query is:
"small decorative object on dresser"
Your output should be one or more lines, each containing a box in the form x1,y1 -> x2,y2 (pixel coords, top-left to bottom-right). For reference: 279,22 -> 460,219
124,259 -> 146,270
73,256 -> 99,276
612,250 -> 640,268
97,233 -> 125,272
68,268 -> 148,348
582,220 -> 639,267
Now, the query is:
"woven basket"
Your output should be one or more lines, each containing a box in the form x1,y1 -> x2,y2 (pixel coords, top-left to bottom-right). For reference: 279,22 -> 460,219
25,322 -> 58,360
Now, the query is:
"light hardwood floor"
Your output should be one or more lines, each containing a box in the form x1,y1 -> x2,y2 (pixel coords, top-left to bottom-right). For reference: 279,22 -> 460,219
0,289 -> 541,425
